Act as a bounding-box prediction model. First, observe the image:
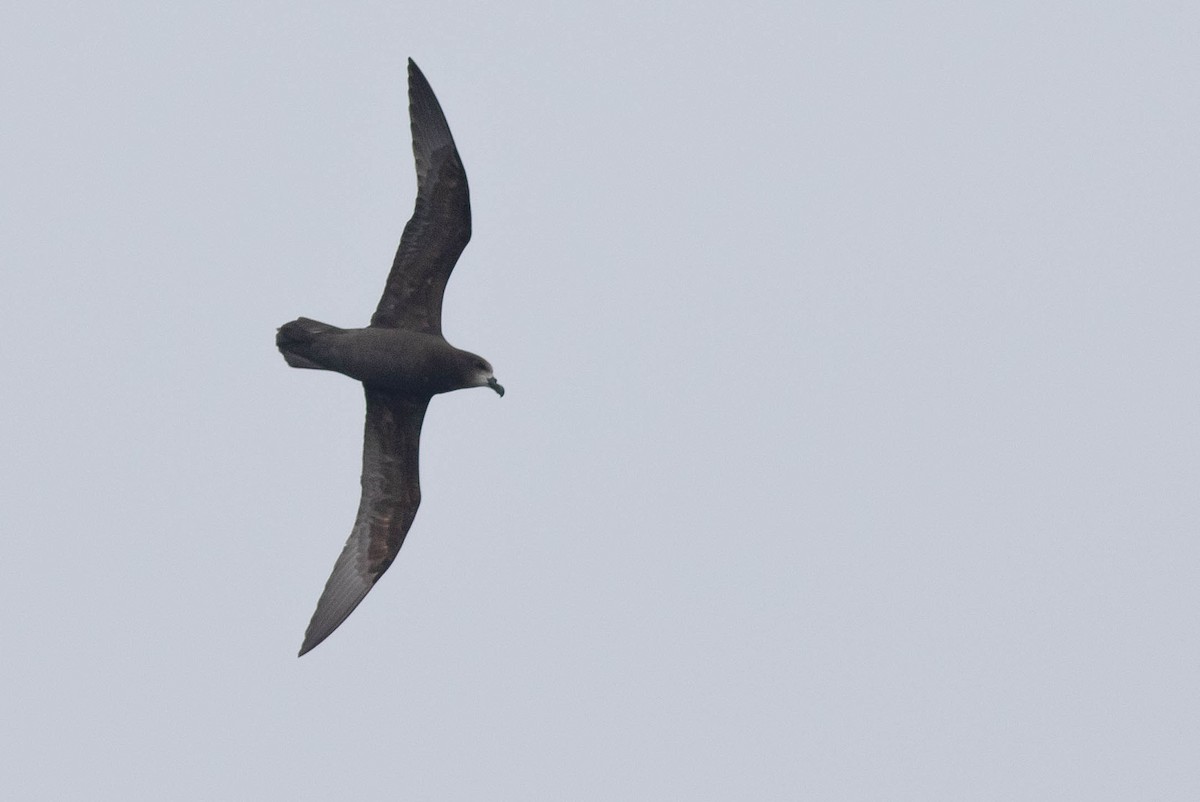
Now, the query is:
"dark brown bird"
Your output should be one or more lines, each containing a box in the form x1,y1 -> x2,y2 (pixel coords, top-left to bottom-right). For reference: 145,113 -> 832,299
277,59 -> 502,657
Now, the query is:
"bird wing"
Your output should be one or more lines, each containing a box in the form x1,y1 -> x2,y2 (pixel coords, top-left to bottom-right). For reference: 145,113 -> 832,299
298,388 -> 429,656
370,59 -> 471,335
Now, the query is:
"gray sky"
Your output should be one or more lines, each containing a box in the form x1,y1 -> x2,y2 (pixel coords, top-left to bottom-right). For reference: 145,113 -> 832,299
3,1 -> 1199,799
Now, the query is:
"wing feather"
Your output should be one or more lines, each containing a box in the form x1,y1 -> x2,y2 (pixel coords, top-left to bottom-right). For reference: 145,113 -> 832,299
370,59 -> 471,334
298,388 -> 429,656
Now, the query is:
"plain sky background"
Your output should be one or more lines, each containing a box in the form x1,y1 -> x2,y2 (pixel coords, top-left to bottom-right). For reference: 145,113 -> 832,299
3,1 -> 1199,799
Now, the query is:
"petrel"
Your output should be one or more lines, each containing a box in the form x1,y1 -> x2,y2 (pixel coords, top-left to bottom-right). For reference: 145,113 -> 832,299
277,59 -> 503,656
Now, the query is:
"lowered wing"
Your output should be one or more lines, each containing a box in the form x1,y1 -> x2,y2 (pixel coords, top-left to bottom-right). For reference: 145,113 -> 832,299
298,388 -> 429,656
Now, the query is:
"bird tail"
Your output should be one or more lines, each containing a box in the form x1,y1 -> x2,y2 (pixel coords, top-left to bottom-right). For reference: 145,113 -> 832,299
276,317 -> 343,370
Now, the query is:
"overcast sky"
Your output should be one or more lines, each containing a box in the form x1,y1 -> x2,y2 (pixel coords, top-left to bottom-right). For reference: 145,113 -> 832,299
3,2 -> 1199,799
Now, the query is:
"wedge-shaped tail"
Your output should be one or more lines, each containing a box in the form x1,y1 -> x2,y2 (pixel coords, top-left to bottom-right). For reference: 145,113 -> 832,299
276,317 -> 343,370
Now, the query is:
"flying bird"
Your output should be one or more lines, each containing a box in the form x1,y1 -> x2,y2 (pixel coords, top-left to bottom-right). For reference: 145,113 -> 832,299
277,59 -> 503,656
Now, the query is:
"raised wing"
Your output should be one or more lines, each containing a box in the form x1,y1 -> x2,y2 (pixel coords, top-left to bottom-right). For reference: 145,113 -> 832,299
298,388 -> 429,656
370,59 -> 471,335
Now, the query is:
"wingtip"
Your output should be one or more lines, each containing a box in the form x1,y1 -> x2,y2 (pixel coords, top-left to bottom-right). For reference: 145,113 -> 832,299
298,627 -> 332,657
297,633 -> 318,657
297,613 -> 340,657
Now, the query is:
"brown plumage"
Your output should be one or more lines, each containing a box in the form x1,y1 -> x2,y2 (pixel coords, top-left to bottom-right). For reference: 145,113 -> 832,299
277,59 -> 503,657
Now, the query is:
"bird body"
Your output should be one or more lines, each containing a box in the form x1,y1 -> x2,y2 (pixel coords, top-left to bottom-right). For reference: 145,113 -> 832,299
276,59 -> 502,656
277,317 -> 499,396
